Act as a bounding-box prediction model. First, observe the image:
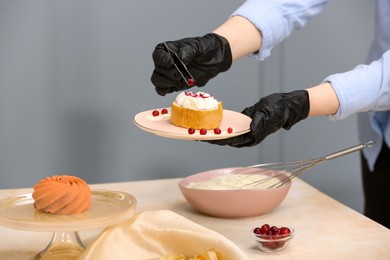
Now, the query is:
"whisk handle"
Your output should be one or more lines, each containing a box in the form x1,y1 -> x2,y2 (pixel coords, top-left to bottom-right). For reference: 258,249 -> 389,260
324,141 -> 375,161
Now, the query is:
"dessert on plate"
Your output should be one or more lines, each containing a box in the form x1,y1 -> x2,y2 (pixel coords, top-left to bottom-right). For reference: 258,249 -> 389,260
32,175 -> 91,214
170,91 -> 223,130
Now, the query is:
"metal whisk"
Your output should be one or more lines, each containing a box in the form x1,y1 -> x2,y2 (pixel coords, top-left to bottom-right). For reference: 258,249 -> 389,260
233,141 -> 375,189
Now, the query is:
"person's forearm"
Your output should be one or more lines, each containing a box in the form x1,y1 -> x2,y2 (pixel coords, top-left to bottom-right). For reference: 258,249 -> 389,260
213,16 -> 262,61
306,82 -> 340,116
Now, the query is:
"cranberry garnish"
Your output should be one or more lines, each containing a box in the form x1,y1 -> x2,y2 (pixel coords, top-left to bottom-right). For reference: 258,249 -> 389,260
187,78 -> 195,86
152,110 -> 159,117
185,91 -> 198,97
253,227 -> 262,235
213,128 -> 221,134
161,108 -> 168,114
260,224 -> 270,234
199,128 -> 207,135
279,227 -> 291,236
227,127 -> 233,133
270,226 -> 279,235
188,128 -> 195,135
184,91 -> 215,99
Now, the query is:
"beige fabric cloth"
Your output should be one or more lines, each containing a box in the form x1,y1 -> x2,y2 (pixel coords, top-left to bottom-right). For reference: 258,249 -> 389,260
81,210 -> 248,260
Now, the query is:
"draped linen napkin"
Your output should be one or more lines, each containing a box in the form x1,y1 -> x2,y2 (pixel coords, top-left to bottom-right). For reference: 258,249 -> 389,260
81,210 -> 248,260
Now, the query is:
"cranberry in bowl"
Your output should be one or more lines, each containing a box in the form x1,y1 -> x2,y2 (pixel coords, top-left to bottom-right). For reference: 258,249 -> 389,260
251,224 -> 294,253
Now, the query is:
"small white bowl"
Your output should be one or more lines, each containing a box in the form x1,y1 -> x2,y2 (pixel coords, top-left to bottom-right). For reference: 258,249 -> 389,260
178,167 -> 291,218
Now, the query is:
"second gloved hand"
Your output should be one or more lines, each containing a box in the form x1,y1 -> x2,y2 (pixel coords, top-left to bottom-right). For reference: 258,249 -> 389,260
208,90 -> 310,148
151,33 -> 232,96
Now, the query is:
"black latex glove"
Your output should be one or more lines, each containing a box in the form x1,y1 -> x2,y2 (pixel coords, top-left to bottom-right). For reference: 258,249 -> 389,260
208,90 -> 310,148
151,33 -> 232,96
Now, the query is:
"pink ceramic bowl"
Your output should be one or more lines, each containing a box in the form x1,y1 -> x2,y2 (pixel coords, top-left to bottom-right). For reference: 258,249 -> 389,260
178,167 -> 291,218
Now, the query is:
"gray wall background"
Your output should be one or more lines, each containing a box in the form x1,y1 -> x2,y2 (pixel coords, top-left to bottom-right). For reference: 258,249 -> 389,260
0,1 -> 374,214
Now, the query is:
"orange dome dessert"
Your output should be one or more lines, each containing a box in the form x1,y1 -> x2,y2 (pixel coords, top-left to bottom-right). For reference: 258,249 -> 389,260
170,91 -> 223,130
32,175 -> 91,215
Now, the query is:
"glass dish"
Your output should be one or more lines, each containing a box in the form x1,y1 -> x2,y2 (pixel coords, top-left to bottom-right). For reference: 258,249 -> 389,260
0,190 -> 137,259
251,227 -> 294,253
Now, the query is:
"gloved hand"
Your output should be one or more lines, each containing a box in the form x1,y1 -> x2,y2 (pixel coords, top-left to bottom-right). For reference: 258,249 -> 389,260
151,33 -> 232,96
208,90 -> 310,148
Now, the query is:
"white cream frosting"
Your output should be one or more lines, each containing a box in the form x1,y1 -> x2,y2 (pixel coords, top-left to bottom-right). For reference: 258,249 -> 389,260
186,174 -> 282,190
174,91 -> 219,110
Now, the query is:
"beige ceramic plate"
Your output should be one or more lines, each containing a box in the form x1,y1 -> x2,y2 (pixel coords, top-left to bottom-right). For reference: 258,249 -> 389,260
133,108 -> 251,140
0,190 -> 137,231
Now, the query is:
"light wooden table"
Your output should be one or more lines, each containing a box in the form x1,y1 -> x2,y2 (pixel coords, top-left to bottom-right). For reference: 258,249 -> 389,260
1,177 -> 390,259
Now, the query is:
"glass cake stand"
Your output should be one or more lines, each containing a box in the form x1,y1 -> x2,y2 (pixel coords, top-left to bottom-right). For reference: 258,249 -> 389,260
0,190 -> 137,260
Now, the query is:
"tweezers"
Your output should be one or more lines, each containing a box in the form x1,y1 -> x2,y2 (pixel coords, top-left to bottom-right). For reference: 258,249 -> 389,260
163,42 -> 196,87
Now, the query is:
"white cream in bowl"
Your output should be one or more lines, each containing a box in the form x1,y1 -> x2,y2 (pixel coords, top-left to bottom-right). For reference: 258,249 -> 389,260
186,174 -> 282,190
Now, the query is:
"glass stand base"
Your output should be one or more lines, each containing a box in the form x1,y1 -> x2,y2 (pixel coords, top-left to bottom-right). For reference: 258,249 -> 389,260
34,231 -> 86,260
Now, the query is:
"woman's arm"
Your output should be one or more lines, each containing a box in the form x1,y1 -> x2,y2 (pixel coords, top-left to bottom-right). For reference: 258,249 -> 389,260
216,0 -> 329,61
213,16 -> 262,61
307,82 -> 340,116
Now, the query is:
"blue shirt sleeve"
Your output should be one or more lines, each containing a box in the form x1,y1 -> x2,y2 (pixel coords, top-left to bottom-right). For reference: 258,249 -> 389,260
231,0 -> 390,170
233,0 -> 390,121
232,0 -> 329,60
326,49 -> 390,120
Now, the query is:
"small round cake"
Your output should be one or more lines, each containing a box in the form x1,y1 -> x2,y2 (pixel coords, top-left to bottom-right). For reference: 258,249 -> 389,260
32,175 -> 92,215
170,91 -> 223,130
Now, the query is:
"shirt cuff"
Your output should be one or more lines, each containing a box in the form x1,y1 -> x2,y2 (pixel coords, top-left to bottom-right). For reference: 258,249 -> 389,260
325,63 -> 382,121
